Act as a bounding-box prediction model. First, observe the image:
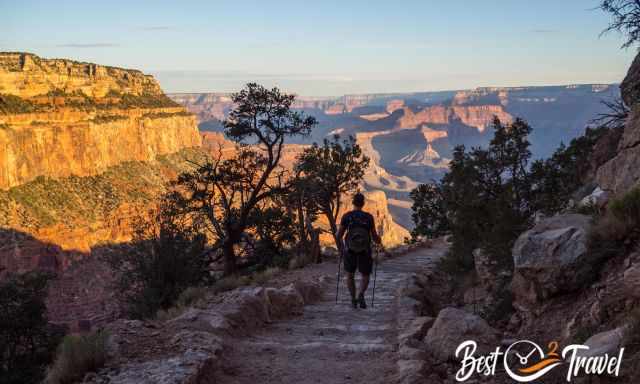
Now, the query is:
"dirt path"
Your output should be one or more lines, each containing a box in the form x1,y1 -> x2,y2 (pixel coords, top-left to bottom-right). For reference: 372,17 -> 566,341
215,243 -> 445,384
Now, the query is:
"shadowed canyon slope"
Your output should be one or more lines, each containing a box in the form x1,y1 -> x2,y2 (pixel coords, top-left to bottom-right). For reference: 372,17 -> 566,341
0,52 -> 204,275
0,53 -> 409,279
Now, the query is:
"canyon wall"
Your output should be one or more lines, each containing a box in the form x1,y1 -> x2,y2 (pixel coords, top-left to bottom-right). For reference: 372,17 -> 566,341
0,52 -> 162,98
596,55 -> 640,195
0,53 -> 203,274
396,105 -> 513,132
0,109 -> 200,189
0,52 -> 201,190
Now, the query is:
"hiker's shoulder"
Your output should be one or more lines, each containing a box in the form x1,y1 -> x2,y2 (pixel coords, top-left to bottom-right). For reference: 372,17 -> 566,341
361,210 -> 375,221
341,210 -> 355,223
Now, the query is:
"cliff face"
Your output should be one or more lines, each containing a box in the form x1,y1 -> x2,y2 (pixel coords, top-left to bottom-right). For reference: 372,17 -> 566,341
0,109 -> 200,189
0,52 -> 162,98
0,53 -> 204,276
596,54 -> 640,195
396,105 -> 512,132
0,148 -> 208,274
0,52 -> 201,190
170,93 -> 234,122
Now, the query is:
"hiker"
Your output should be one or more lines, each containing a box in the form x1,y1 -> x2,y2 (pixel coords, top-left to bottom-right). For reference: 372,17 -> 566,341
337,192 -> 382,309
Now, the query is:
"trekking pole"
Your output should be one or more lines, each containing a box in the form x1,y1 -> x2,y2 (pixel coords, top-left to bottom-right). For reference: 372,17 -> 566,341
336,245 -> 342,304
371,245 -> 379,308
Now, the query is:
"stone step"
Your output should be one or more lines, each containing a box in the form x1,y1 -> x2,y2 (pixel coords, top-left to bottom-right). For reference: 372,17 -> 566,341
239,339 -> 395,352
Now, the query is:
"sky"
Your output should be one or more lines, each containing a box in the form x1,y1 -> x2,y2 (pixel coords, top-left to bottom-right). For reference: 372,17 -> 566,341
1,0 -> 637,96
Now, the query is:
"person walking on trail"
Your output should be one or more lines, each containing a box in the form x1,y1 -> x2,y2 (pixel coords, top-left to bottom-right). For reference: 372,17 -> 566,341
337,192 -> 382,309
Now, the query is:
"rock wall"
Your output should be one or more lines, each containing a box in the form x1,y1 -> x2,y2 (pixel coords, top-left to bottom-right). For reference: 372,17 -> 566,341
0,53 -> 201,190
596,52 -> 640,195
0,52 -> 162,98
0,53 -> 204,276
396,105 -> 512,132
0,148 -> 209,274
0,109 -> 201,189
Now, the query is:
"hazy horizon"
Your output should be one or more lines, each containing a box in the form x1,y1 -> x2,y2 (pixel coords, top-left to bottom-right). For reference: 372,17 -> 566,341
2,0 -> 636,96
162,80 -> 619,98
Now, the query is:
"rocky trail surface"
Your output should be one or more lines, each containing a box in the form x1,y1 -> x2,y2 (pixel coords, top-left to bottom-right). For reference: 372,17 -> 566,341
214,242 -> 446,384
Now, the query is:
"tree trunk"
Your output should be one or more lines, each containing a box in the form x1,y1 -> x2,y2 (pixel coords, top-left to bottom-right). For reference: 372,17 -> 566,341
327,214 -> 342,253
222,237 -> 237,276
296,205 -> 309,258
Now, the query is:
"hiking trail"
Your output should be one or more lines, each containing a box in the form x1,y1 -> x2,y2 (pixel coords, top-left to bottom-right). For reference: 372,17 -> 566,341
214,242 -> 446,384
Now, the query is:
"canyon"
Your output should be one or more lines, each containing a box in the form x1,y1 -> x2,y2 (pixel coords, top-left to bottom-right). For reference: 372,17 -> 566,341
171,83 -> 618,230
0,53 -> 410,330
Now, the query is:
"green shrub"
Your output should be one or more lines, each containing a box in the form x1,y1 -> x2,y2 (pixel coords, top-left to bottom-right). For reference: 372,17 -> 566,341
573,202 -> 600,216
531,126 -> 612,215
155,286 -> 210,321
90,115 -> 128,124
0,94 -> 40,114
413,118 -> 533,275
610,187 -> 640,227
46,330 -> 108,384
104,201 -> 210,319
156,267 -> 284,322
572,323 -> 598,344
588,187 -> 640,265
46,88 -> 67,97
118,93 -> 179,109
0,272 -> 62,384
142,111 -> 191,119
251,267 -> 282,285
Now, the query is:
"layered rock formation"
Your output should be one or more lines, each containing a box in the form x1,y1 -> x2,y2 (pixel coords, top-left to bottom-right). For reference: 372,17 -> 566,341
0,52 -> 162,98
0,109 -> 200,189
0,54 -> 208,330
396,105 -> 512,132
0,53 -> 203,274
396,127 -> 449,168
169,93 -> 233,122
596,55 -> 640,195
0,52 -> 201,190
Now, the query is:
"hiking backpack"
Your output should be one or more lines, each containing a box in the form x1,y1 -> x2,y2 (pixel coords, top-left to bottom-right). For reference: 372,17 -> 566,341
345,213 -> 371,253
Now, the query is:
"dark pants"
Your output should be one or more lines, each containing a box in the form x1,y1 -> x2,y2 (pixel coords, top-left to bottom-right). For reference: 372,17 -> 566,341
343,248 -> 373,275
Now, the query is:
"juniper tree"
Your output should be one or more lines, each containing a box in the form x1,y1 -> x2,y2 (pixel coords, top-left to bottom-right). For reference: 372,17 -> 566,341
295,135 -> 370,251
176,84 -> 316,275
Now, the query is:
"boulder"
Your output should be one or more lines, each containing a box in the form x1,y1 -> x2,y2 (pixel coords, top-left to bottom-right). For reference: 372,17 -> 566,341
579,186 -> 609,209
424,307 -> 500,362
399,316 -> 435,343
292,280 -> 323,304
596,132 -> 640,195
578,327 -> 626,358
395,359 -> 427,384
511,214 -> 593,309
265,284 -> 304,319
623,257 -> 640,299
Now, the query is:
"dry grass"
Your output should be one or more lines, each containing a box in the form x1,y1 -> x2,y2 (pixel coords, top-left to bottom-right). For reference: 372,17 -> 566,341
588,187 -> 640,263
156,268 -> 283,321
155,286 -> 210,321
46,330 -> 108,384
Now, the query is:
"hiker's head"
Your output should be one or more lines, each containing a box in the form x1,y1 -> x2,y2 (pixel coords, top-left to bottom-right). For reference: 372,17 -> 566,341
352,193 -> 365,209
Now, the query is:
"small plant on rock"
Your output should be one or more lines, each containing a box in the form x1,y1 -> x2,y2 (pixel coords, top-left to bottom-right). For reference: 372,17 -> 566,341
46,330 -> 109,384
